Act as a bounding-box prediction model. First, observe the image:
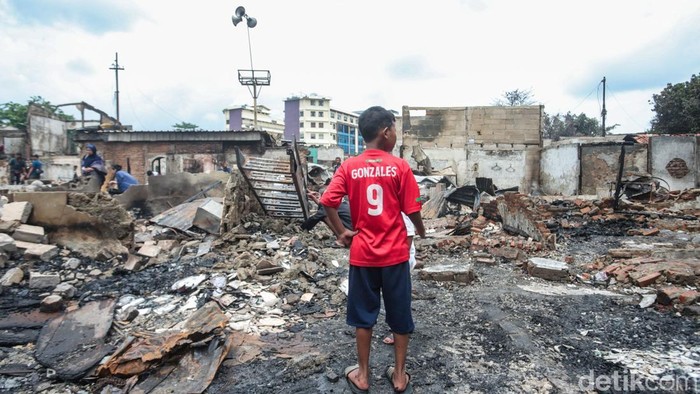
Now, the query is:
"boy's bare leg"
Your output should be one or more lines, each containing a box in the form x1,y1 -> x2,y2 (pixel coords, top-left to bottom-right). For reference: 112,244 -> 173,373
349,327 -> 372,390
392,333 -> 410,390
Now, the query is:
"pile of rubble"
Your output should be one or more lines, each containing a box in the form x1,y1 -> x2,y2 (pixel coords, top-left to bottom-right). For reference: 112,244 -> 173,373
0,179 -> 698,392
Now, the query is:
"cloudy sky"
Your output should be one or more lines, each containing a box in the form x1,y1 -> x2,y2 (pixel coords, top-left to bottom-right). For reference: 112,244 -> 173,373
1,0 -> 698,135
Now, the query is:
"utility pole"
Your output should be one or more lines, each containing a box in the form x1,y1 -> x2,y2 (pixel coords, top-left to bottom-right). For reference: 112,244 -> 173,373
601,76 -> 607,137
110,52 -> 125,122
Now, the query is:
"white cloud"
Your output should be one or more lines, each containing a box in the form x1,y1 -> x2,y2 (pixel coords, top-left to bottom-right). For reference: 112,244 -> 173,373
1,0 -> 698,134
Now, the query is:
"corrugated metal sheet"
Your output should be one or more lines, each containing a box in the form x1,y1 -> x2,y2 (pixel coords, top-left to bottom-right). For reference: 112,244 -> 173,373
150,198 -> 223,231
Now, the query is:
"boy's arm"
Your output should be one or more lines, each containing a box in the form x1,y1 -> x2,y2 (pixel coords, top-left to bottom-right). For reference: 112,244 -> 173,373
324,205 -> 357,247
407,211 -> 426,238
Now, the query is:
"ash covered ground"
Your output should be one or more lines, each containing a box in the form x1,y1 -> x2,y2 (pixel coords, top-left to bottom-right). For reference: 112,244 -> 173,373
208,235 -> 699,394
1,215 -> 698,394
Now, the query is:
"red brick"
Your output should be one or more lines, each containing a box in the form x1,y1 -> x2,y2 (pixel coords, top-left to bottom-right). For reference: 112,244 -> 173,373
679,290 -> 700,305
641,228 -> 660,236
657,287 -> 685,305
636,272 -> 661,287
580,207 -> 592,215
603,264 -> 621,274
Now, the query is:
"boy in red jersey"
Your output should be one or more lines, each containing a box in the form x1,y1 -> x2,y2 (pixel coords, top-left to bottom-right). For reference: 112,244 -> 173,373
320,106 -> 425,393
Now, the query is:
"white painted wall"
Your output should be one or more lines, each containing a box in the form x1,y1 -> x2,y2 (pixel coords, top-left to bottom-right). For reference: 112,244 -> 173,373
402,147 -> 465,183
465,148 -> 528,191
540,144 -> 579,196
29,114 -> 67,155
650,135 -> 697,191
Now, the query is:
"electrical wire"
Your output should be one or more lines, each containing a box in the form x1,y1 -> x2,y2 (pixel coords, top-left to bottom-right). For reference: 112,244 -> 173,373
569,83 -> 598,114
124,89 -> 144,130
608,88 -> 648,132
133,84 -> 185,127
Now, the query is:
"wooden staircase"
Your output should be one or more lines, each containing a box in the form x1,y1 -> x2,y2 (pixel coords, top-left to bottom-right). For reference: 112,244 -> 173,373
234,141 -> 310,219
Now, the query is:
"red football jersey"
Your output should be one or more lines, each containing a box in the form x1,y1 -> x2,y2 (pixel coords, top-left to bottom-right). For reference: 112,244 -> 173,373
320,149 -> 422,267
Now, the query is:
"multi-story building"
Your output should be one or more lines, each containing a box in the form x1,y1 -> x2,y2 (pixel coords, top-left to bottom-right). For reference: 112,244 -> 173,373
332,108 -> 363,156
223,104 -> 284,141
284,94 -> 363,155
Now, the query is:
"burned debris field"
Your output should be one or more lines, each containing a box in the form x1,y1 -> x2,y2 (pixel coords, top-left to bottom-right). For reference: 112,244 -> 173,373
0,180 -> 698,394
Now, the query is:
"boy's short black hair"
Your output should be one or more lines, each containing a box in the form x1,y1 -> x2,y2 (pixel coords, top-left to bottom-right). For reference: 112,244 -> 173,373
111,164 -> 122,171
358,106 -> 395,143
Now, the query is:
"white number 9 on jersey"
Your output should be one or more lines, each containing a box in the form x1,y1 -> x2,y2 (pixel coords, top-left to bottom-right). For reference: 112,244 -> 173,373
367,184 -> 383,216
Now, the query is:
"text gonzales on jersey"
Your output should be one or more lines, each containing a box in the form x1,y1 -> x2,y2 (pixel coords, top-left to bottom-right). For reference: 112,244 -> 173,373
350,166 -> 398,179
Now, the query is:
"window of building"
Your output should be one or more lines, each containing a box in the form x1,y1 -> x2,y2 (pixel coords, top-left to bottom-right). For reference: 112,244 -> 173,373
350,118 -> 354,124
331,112 -> 335,119
318,111 -> 323,117
344,116 -> 348,121
318,122 -> 323,128
299,122 -> 304,128
310,99 -> 316,106
310,133 -> 316,139
299,110 -> 303,117
311,122 -> 316,128
311,111 -> 316,117
226,119 -> 229,124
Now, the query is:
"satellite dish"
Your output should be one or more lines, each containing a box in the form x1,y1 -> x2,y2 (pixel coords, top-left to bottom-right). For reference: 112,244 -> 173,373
246,17 -> 257,28
231,15 -> 243,26
235,6 -> 246,18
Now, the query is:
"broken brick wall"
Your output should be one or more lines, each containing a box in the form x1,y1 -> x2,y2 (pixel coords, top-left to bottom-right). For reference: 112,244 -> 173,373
540,135 -> 698,197
400,106 -> 542,191
580,143 -> 648,195
85,142 -> 263,184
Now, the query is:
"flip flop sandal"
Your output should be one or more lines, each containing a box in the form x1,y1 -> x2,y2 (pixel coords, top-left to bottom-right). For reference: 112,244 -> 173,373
344,364 -> 369,394
383,333 -> 395,345
385,365 -> 413,394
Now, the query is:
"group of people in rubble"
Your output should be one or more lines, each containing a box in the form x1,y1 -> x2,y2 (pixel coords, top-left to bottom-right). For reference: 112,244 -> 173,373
80,143 -> 138,194
7,152 -> 43,185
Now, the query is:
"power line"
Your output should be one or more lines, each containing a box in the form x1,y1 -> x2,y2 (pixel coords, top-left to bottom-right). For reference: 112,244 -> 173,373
133,85 -> 184,126
569,83 -> 598,114
608,88 -> 648,132
124,90 -> 144,130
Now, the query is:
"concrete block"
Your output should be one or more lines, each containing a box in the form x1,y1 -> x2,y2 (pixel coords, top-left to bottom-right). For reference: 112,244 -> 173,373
40,294 -> 64,312
0,233 -> 17,252
1,201 -> 32,223
418,264 -> 475,284
527,257 -> 569,281
12,224 -> 47,244
15,241 -> 59,261
0,220 -> 20,234
123,254 -> 145,271
1,267 -> 24,286
156,240 -> 179,252
137,244 -> 161,258
29,272 -> 61,289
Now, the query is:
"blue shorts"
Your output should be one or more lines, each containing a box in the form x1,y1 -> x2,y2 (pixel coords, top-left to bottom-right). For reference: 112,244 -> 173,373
346,262 -> 414,334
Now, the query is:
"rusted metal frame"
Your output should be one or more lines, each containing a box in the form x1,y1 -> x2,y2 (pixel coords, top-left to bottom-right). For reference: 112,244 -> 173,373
235,146 -> 270,216
289,140 -> 310,219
